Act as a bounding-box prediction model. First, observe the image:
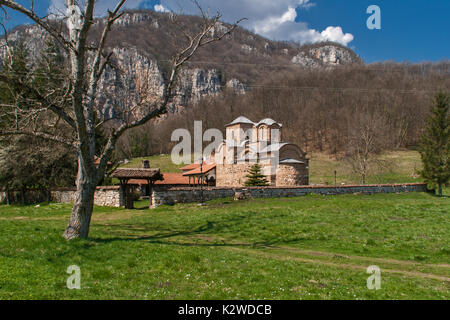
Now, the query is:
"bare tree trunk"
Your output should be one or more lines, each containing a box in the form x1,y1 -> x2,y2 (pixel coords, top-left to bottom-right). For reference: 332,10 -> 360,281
20,188 -> 25,205
5,187 -> 10,205
438,183 -> 443,197
63,160 -> 96,240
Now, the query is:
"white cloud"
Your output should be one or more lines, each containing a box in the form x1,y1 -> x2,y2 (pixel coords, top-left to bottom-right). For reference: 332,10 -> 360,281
160,0 -> 354,46
48,0 -> 354,46
253,6 -> 297,34
154,4 -> 169,13
319,26 -> 354,44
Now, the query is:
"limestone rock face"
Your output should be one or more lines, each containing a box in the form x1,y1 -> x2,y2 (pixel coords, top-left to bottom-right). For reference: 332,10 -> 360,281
291,45 -> 360,67
115,12 -> 154,27
1,11 -> 362,121
96,47 -> 165,119
291,52 -> 320,68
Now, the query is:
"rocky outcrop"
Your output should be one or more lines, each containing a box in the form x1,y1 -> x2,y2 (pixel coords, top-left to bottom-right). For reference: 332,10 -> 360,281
115,12 -> 154,27
96,47 -> 227,118
291,44 -> 361,67
291,52 -> 321,68
1,11 -> 362,120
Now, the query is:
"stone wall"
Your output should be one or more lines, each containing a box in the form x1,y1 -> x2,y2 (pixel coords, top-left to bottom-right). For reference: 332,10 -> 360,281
50,186 -> 121,207
216,163 -> 254,187
152,183 -> 428,207
217,162 -> 309,187
276,163 -> 309,186
1,186 -> 121,207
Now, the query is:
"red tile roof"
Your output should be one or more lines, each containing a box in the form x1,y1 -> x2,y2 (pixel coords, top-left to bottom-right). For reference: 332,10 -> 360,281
182,163 -> 216,176
180,163 -> 202,171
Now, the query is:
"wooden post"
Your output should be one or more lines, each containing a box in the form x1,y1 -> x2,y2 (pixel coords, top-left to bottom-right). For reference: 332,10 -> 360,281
120,179 -> 133,209
148,179 -> 154,209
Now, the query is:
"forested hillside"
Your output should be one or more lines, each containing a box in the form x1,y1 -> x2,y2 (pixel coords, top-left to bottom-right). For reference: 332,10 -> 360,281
117,61 -> 450,158
1,10 -> 449,160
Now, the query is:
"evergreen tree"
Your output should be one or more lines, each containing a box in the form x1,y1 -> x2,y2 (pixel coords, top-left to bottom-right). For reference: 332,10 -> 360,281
0,41 -> 77,196
245,163 -> 269,187
419,91 -> 449,196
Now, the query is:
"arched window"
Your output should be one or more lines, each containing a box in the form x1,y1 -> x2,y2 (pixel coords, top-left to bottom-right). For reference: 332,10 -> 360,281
259,127 -> 264,141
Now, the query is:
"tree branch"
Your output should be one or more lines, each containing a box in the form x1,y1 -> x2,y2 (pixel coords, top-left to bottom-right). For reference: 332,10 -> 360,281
0,0 -> 74,52
0,129 -> 76,147
0,74 -> 76,129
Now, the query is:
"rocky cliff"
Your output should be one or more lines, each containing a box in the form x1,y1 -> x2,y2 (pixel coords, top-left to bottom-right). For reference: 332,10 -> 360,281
1,10 -> 362,120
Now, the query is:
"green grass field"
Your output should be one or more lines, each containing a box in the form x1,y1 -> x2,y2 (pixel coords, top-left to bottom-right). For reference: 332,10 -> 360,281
0,192 -> 448,300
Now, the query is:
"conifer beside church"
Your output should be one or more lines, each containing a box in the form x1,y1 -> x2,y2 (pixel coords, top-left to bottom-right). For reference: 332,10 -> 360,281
419,92 -> 449,196
245,163 -> 269,187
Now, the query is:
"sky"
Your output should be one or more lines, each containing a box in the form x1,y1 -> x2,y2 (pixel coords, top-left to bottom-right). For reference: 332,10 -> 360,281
3,0 -> 449,63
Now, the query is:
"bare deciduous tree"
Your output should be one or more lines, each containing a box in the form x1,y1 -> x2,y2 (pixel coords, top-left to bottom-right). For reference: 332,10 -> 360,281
0,0 -> 242,239
345,112 -> 384,184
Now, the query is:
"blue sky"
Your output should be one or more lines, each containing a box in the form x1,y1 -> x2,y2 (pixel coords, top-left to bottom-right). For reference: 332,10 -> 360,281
3,0 -> 449,63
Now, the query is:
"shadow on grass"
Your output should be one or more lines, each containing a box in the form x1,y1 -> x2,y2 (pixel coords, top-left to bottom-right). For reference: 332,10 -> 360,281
89,213 -> 303,249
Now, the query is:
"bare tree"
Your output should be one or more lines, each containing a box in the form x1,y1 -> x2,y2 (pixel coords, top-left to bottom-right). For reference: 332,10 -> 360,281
0,0 -> 242,239
345,112 -> 384,184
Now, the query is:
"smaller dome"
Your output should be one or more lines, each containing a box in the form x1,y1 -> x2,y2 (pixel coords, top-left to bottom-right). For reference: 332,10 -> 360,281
280,159 -> 305,164
256,118 -> 282,127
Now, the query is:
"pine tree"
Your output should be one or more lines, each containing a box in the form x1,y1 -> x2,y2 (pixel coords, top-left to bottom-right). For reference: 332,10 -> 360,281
245,163 -> 269,187
419,91 -> 449,196
0,41 -> 31,130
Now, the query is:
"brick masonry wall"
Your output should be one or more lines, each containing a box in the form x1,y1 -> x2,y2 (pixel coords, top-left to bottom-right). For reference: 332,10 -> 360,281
152,183 -> 428,207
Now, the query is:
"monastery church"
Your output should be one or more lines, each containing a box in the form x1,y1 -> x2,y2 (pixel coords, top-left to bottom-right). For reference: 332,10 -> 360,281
181,116 -> 309,187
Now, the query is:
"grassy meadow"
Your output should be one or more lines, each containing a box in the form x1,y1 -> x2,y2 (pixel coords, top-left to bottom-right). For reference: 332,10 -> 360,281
0,191 -> 448,300
0,149 -> 448,300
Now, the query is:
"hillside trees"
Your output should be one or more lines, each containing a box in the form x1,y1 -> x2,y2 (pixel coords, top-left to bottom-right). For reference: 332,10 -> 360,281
0,0 -> 242,239
419,91 -> 449,196
0,40 -> 77,199
123,62 -> 450,158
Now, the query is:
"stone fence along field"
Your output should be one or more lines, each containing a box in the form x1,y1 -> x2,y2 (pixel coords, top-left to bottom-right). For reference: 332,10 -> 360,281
51,186 -> 121,207
151,183 -> 428,207
1,183 -> 428,207
0,186 -> 121,207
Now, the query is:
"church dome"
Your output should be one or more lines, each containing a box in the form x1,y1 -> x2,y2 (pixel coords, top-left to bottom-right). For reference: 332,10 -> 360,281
226,116 -> 255,126
256,118 -> 282,127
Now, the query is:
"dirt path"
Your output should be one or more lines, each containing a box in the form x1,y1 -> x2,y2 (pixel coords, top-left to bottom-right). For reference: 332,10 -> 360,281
228,247 -> 450,283
270,246 -> 450,270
